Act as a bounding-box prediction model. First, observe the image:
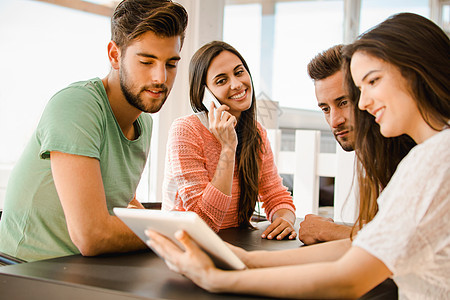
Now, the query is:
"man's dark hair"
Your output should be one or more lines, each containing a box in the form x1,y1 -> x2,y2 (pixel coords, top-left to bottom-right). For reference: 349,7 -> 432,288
111,0 -> 188,50
307,44 -> 344,81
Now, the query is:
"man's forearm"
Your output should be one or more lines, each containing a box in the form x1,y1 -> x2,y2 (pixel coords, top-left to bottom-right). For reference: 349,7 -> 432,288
320,223 -> 352,242
76,215 -> 147,256
298,214 -> 353,245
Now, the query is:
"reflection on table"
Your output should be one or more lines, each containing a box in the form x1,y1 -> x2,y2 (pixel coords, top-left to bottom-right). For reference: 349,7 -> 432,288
0,221 -> 302,300
0,220 -> 397,299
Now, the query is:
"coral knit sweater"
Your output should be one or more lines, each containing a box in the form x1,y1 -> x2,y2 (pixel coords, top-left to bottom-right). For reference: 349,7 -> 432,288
162,113 -> 295,232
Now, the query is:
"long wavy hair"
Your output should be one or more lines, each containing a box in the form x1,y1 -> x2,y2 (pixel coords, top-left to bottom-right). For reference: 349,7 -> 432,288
343,13 -> 450,235
189,41 -> 263,228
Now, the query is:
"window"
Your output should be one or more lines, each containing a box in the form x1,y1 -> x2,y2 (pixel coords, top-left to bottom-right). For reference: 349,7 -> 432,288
273,1 -> 344,111
223,0 -> 435,112
224,1 -> 344,112
443,3 -> 450,34
359,0 -> 429,34
223,4 -> 262,95
0,0 -> 110,165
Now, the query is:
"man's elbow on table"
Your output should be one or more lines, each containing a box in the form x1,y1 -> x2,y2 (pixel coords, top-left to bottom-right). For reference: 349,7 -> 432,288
69,226 -> 112,257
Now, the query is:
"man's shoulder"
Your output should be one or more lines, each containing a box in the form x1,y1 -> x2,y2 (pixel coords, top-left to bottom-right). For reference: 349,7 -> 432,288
66,77 -> 102,89
44,78 -> 108,115
51,78 -> 106,105
37,78 -> 109,137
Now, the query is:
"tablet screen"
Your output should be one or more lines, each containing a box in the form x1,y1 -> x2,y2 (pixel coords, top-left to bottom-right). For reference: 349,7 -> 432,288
114,208 -> 246,270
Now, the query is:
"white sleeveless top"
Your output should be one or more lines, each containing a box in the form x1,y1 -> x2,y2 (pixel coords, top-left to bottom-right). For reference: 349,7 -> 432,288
353,129 -> 450,299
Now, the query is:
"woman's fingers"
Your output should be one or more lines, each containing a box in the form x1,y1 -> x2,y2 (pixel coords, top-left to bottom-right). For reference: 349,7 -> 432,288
209,104 -> 231,124
145,229 -> 218,292
208,103 -> 215,123
226,115 -> 237,128
174,230 -> 198,253
146,230 -> 182,255
145,229 -> 187,272
261,218 -> 296,240
276,226 -> 297,240
215,104 -> 229,119
208,105 -> 237,149
210,102 -> 216,114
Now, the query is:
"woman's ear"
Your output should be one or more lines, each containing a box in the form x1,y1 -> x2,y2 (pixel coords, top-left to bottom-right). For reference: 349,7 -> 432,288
107,40 -> 121,70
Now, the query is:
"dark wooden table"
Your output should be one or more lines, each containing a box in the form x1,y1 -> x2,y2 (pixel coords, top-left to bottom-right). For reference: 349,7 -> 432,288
0,220 -> 397,299
0,221 -> 303,300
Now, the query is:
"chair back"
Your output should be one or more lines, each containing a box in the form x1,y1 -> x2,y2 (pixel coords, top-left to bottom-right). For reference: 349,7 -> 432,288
268,129 -> 357,223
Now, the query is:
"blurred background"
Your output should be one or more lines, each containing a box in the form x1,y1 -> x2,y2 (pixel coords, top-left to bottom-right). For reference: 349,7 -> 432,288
0,0 -> 448,207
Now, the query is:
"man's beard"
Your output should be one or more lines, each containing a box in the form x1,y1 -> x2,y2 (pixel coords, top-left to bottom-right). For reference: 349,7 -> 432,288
119,67 -> 168,114
334,125 -> 355,152
336,136 -> 354,152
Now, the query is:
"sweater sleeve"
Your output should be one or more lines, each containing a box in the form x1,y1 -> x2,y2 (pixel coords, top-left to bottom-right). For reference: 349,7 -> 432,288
257,125 -> 296,222
165,116 -> 232,231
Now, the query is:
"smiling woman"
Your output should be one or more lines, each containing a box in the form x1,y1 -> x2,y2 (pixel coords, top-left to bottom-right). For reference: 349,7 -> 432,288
205,50 -> 253,119
162,41 -> 297,240
350,53 -> 426,140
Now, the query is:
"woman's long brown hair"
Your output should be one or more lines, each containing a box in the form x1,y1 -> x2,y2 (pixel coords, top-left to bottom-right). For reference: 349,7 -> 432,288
342,13 -> 450,236
189,41 -> 263,228
348,92 -> 416,235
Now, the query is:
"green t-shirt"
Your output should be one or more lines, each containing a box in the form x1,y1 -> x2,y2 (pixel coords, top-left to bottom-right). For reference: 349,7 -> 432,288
0,78 -> 152,261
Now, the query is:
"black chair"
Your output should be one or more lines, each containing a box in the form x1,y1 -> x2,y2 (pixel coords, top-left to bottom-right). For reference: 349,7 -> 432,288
142,202 -> 162,210
359,278 -> 398,300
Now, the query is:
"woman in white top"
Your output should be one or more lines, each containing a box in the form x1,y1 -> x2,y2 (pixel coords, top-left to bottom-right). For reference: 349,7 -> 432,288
145,13 -> 450,299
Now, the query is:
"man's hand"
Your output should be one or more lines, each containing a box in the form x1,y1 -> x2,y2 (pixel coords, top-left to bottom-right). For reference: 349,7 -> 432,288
127,196 -> 145,209
298,214 -> 352,245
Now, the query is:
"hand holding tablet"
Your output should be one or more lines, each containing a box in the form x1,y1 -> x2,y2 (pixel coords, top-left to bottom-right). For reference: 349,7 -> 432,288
114,208 -> 246,270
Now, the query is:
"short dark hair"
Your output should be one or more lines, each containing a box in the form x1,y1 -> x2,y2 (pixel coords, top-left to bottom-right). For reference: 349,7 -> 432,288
111,0 -> 188,50
307,44 -> 344,81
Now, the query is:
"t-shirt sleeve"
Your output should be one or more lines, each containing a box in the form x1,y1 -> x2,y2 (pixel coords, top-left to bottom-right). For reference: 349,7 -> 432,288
353,134 -> 450,275
37,86 -> 104,160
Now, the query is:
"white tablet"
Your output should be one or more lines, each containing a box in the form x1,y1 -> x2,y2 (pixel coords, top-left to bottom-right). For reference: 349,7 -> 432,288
113,208 -> 246,270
